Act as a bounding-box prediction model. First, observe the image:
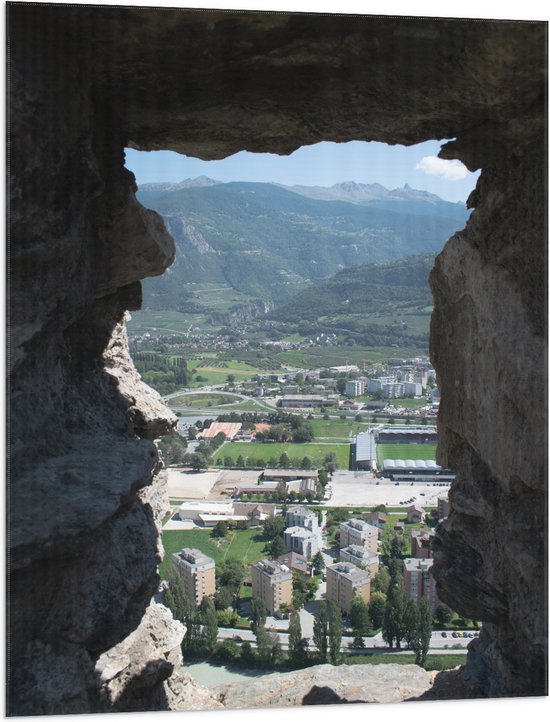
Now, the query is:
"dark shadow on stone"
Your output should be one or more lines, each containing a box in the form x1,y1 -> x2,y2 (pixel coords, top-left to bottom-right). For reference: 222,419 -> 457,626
302,685 -> 368,705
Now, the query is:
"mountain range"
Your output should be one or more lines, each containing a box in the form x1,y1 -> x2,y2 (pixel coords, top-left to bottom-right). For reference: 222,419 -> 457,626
136,178 -> 469,315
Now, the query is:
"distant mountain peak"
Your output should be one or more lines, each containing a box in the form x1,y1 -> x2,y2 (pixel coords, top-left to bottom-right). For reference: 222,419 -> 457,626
138,176 -> 222,192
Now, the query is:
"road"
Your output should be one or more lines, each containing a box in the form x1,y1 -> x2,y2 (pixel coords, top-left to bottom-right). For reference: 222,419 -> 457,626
216,626 -> 472,654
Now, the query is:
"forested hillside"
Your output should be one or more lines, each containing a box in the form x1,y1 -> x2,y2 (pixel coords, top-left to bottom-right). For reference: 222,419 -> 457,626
136,180 -> 469,314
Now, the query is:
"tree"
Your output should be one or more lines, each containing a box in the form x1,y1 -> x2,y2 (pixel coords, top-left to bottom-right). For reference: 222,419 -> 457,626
164,565 -> 189,623
350,596 -> 372,637
236,454 -> 245,468
288,611 -> 308,668
300,456 -> 312,470
434,604 -> 454,625
369,592 -> 387,629
372,567 -> 391,595
279,452 -> 290,468
216,639 -> 240,663
312,551 -> 325,575
382,575 -> 407,649
390,536 -> 403,559
255,624 -> 281,667
313,601 -> 329,662
251,598 -> 267,631
416,598 -> 433,667
262,514 -> 286,540
240,640 -> 255,665
328,600 -> 343,665
216,559 -> 245,595
403,599 -> 419,649
212,520 -> 228,538
227,373 -> 236,385
200,596 -> 219,655
269,535 -> 286,557
214,586 -> 233,610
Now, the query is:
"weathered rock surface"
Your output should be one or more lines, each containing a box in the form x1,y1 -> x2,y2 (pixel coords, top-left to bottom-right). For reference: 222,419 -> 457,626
210,663 -> 437,708
7,4 -> 546,714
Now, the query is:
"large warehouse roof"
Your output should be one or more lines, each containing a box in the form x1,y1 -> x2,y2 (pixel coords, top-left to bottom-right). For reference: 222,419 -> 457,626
383,459 -> 441,470
379,428 -> 438,436
356,431 -> 376,461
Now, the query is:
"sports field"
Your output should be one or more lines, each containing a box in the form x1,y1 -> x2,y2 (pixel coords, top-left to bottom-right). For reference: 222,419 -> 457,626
160,528 -> 267,579
216,441 -> 350,469
376,443 -> 438,465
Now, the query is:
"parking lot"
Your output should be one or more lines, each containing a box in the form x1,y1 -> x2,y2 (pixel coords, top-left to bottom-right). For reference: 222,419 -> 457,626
323,470 -> 450,507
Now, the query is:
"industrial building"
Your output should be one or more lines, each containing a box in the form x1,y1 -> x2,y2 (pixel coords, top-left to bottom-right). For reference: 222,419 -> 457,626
376,427 -> 438,444
354,431 -> 377,470
381,459 -> 455,482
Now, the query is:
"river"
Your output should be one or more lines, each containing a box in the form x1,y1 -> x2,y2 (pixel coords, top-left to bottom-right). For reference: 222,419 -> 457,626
184,660 -> 281,686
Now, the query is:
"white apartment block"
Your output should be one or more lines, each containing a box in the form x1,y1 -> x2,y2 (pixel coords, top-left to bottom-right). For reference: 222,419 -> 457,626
172,547 -> 216,606
251,559 -> 293,615
345,379 -> 364,397
284,526 -> 320,558
402,381 -> 423,397
285,506 -> 319,533
339,519 -> 378,553
340,545 -> 380,576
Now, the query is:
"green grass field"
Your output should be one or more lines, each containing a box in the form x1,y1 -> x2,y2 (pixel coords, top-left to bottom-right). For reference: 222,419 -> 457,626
218,441 -> 350,469
160,528 -> 267,579
168,392 -> 240,407
308,418 -> 371,440
377,443 -> 438,465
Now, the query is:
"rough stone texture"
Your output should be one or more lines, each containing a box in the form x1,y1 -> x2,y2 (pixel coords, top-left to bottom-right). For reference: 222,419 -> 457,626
96,602 -> 185,711
7,4 -> 547,714
210,663 -> 437,708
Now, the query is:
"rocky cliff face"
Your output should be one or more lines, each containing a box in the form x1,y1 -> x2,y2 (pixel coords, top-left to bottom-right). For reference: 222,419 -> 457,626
7,5 -> 546,714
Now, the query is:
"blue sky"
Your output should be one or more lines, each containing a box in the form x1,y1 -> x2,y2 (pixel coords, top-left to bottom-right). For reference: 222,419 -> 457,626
125,140 -> 480,204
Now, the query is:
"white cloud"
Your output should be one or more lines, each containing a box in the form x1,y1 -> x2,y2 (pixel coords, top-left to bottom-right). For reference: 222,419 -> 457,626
416,156 -> 469,181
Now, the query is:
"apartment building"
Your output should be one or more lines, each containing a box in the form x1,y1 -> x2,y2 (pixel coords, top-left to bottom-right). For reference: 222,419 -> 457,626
285,506 -> 319,533
403,557 -> 440,611
345,379 -> 364,397
362,510 -> 388,530
339,545 -> 379,576
171,547 -> 216,606
326,561 -> 371,614
411,529 -> 434,559
284,526 -> 320,558
250,559 -> 293,615
339,518 -> 378,552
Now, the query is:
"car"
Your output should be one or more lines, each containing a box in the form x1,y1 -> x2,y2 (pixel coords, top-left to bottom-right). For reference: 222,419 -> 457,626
452,632 -> 458,638
441,632 -> 447,638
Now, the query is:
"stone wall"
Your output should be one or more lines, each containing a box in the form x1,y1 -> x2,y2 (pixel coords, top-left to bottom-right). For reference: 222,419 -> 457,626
7,4 -> 547,713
